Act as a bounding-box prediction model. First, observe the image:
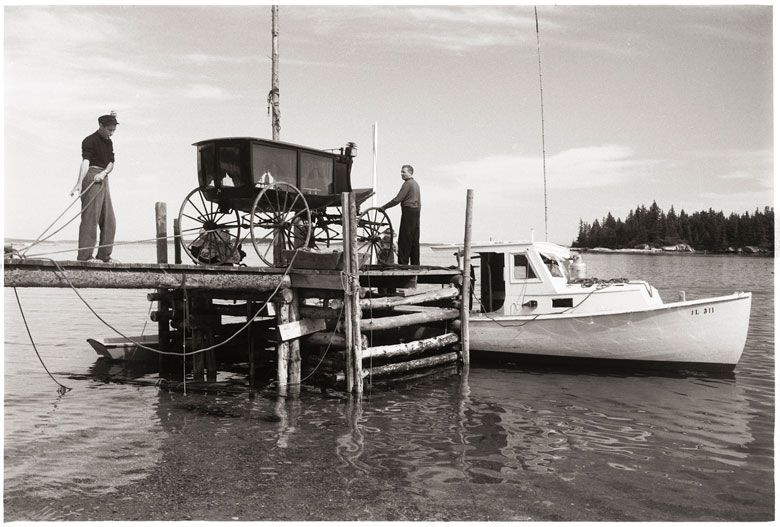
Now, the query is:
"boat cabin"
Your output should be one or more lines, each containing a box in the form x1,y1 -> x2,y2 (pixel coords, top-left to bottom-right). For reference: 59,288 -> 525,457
433,241 -> 661,316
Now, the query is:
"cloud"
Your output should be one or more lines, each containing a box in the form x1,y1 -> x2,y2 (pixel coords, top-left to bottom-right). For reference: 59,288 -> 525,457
430,144 -> 653,191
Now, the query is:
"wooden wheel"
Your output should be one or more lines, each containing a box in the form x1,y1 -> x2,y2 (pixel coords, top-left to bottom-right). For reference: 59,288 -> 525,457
249,182 -> 311,267
177,187 -> 243,265
357,207 -> 394,266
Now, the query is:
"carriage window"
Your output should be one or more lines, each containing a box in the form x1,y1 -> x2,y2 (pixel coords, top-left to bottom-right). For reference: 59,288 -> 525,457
512,253 -> 537,280
198,144 -> 216,187
300,153 -> 333,195
252,144 -> 297,186
218,146 -> 243,187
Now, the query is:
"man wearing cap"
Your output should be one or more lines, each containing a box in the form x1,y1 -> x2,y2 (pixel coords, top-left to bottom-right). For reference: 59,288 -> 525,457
71,112 -> 119,262
380,164 -> 421,265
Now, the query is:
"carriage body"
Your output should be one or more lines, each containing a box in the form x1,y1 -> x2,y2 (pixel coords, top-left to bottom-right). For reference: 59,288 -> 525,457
178,137 -> 391,266
194,137 -> 373,211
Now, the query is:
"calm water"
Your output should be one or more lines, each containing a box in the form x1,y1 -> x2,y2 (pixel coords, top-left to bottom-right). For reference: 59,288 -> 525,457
4,242 -> 774,520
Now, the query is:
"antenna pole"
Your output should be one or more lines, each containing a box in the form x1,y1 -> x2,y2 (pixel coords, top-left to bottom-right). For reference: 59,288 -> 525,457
534,6 -> 548,241
270,5 -> 281,140
372,122 -> 378,208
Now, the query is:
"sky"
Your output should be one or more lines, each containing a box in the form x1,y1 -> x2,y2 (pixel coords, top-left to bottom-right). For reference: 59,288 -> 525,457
3,4 -> 774,246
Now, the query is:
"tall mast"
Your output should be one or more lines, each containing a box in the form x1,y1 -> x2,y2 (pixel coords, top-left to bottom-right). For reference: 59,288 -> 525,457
270,5 -> 281,140
534,6 -> 548,241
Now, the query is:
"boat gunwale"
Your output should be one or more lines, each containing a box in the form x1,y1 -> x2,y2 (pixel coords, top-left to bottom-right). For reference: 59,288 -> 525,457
470,291 -> 752,322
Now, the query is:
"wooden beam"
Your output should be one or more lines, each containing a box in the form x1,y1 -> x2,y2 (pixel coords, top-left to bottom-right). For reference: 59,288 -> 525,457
277,317 -> 327,342
362,332 -> 459,361
336,352 -> 458,382
5,260 -> 290,291
361,308 -> 459,332
360,287 -> 459,309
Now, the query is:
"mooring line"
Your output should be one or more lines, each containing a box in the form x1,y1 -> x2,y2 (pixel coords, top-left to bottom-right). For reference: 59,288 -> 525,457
42,249 -> 301,358
12,287 -> 72,394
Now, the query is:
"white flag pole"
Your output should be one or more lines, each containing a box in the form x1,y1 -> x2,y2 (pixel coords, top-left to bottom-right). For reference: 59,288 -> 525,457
372,122 -> 378,208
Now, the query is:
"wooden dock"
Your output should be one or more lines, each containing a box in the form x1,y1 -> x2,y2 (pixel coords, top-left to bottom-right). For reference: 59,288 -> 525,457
4,191 -> 474,393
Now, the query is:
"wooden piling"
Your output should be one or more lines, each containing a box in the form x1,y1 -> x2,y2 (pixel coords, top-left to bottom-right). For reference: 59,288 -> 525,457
173,218 -> 182,265
461,189 -> 473,365
155,202 -> 168,264
341,192 -> 354,393
348,193 -> 363,394
288,290 -> 301,385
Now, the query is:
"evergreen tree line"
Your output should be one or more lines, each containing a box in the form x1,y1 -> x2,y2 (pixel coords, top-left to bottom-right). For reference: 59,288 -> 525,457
572,201 -> 774,252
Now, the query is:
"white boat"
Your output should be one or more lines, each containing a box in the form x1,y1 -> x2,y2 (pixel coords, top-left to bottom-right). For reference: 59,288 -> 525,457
432,240 -> 752,371
87,335 -> 158,362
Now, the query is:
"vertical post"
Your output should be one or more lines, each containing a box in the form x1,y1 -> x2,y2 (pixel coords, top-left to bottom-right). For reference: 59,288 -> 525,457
155,203 -> 171,376
173,218 -> 182,265
288,290 -> 301,386
247,301 -> 256,387
275,298 -> 290,388
270,5 -> 281,141
155,202 -> 168,264
341,192 -> 354,393
371,122 -> 378,209
349,193 -> 363,394
460,189 -> 473,365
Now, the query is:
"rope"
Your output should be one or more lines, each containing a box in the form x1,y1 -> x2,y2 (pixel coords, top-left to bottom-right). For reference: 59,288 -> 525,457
12,287 -> 72,394
21,180 -> 98,256
42,248 -> 301,358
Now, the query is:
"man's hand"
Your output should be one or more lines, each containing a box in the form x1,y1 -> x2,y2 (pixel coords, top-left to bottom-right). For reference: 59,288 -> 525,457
94,172 -> 106,183
70,187 -> 80,198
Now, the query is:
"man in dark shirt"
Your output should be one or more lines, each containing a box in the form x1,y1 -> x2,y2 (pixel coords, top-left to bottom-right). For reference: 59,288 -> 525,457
71,112 -> 119,262
380,164 -> 421,265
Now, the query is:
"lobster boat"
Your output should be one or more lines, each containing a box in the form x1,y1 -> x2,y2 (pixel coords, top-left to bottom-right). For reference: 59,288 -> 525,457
433,240 -> 752,371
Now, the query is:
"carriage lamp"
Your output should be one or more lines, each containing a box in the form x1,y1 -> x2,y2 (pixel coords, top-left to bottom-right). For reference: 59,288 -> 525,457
345,142 -> 358,157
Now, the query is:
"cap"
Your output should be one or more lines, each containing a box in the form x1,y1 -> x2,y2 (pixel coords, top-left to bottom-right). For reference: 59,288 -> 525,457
98,111 -> 119,126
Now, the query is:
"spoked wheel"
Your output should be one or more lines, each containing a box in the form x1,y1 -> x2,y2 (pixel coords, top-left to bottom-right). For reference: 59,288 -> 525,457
249,182 -> 311,267
356,207 -> 394,267
307,209 -> 342,249
177,187 -> 243,265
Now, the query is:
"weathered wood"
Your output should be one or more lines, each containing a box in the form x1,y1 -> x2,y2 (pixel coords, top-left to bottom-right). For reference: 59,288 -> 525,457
336,352 -> 458,382
173,218 -> 182,265
297,287 -> 366,300
275,298 -> 290,387
461,189 -> 473,365
349,192 -> 363,394
278,317 -> 326,342
362,332 -> 459,361
288,290 -> 301,385
5,260 -> 291,291
303,331 -> 366,349
298,305 -> 343,321
361,308 -> 460,332
342,192 -> 354,393
289,271 -> 347,290
330,286 -> 458,310
155,202 -> 168,264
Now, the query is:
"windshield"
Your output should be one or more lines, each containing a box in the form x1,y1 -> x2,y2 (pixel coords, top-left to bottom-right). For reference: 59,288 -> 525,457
539,252 -> 570,281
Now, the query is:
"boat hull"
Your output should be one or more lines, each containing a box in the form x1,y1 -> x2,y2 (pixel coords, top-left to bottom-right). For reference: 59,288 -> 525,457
87,335 -> 158,362
469,292 -> 752,370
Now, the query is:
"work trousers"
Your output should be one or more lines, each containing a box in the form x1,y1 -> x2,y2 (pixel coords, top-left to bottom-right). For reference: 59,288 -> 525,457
397,207 -> 420,265
77,166 -> 116,261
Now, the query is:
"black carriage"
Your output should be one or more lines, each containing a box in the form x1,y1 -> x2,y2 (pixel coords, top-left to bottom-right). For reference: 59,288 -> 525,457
177,137 -> 393,267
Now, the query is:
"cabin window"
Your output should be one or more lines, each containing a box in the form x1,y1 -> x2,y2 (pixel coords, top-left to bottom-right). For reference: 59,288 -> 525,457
552,298 -> 573,308
479,252 -> 505,313
300,152 -> 333,195
251,144 -> 297,186
512,253 -> 537,280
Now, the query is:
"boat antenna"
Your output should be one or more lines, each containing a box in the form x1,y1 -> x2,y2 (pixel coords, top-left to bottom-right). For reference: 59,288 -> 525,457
269,5 -> 281,140
534,6 -> 548,241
